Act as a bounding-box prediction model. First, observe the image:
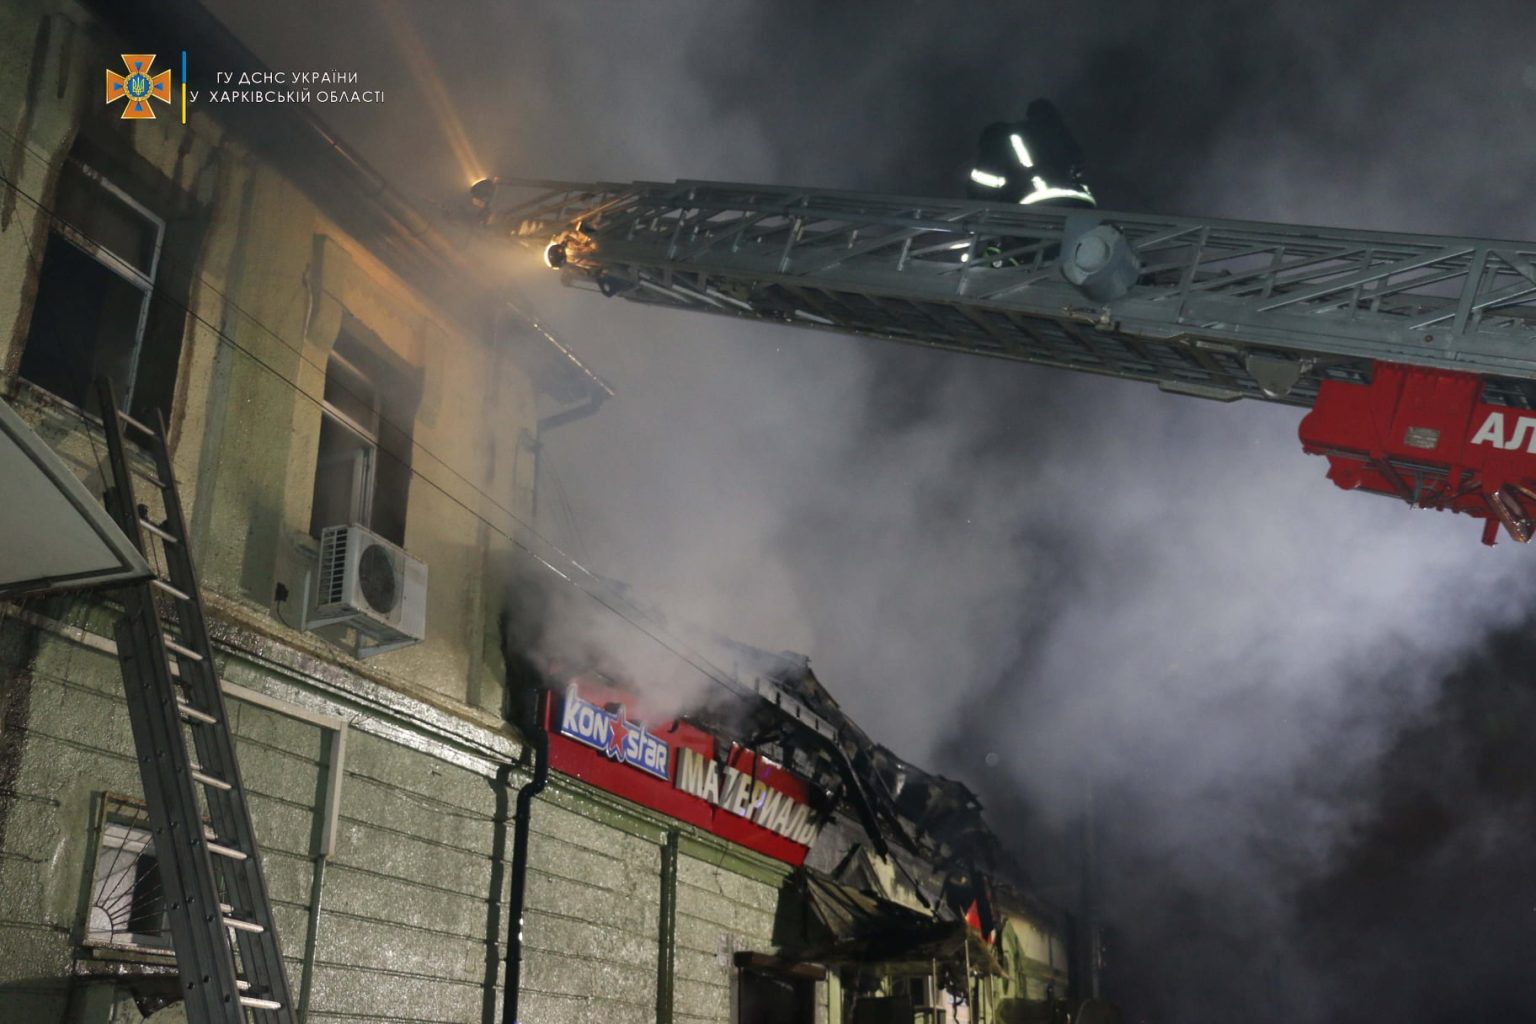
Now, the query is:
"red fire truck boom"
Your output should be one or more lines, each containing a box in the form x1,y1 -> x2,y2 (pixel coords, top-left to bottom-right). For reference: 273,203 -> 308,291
1301,364 -> 1536,544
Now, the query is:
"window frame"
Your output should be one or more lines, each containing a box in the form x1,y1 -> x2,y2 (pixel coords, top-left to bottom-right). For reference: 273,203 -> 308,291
316,349 -> 382,530
40,159 -> 166,410
310,329 -> 417,545
80,795 -> 174,957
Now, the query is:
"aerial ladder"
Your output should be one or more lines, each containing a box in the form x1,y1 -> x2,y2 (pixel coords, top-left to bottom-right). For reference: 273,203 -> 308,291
472,175 -> 1536,546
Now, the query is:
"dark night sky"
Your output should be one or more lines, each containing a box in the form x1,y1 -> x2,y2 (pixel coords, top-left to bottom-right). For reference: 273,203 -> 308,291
203,3 -> 1536,1020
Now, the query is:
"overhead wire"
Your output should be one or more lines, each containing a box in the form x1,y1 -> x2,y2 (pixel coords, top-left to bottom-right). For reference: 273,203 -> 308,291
0,124 -> 759,710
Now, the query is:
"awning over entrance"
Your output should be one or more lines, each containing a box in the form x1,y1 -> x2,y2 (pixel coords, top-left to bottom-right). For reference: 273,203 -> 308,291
787,871 -> 1003,976
0,396 -> 150,597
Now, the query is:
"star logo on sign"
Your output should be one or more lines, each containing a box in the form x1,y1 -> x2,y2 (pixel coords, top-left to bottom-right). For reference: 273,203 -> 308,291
605,715 -> 629,762
106,55 -> 171,120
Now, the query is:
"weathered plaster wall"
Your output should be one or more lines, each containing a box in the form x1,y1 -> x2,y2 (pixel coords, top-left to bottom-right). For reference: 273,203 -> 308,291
0,0 -> 539,729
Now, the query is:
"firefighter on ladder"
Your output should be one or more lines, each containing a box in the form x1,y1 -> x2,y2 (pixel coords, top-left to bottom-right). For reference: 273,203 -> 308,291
965,98 -> 1097,208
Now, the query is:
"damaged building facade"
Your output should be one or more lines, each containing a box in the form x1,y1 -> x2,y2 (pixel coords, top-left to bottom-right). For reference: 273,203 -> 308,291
0,1 -> 1072,1022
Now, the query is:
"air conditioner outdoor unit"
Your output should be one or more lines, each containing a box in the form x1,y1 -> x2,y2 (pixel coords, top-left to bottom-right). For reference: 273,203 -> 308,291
310,524 -> 427,657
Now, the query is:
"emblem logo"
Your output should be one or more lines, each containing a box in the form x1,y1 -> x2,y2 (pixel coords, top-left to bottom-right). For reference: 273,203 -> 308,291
106,55 -> 171,120
558,685 -> 670,781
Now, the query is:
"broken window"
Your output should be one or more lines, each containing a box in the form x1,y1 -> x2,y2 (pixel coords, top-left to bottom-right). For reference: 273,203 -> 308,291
18,160 -> 164,413
309,321 -> 417,546
82,797 -> 171,954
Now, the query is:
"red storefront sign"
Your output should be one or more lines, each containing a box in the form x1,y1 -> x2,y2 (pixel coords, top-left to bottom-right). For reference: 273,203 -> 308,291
544,681 -> 823,866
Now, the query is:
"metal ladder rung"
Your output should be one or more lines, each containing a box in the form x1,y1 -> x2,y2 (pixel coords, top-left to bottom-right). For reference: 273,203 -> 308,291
175,699 -> 217,725
166,663 -> 201,689
150,577 -> 191,602
205,838 -> 247,862
139,517 -> 179,544
117,409 -> 155,437
239,996 -> 283,1011
190,765 -> 232,791
221,913 -> 266,935
163,637 -> 204,662
131,463 -> 169,490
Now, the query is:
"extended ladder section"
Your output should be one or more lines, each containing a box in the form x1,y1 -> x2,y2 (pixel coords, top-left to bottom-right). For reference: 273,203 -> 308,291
96,381 -> 295,1024
484,179 -> 1536,543
487,179 -> 1536,407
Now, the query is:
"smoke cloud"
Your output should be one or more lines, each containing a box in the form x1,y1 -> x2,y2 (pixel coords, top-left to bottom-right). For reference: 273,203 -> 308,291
207,1 -> 1536,1019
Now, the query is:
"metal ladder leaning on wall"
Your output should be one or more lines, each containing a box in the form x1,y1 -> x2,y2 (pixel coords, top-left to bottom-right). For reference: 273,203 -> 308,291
96,380 -> 296,1024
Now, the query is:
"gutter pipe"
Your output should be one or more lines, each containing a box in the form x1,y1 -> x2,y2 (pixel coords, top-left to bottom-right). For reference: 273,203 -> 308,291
502,689 -> 550,1024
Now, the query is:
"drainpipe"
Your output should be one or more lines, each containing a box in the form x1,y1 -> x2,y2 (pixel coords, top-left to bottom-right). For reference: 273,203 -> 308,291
296,859 -> 328,1022
536,393 -> 607,436
655,829 -> 679,1024
503,688 -> 550,1024
524,391 -> 608,530
297,722 -> 346,1022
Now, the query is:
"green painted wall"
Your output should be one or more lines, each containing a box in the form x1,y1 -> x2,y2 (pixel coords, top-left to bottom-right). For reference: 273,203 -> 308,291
0,615 -> 822,1024
0,624 -> 324,1020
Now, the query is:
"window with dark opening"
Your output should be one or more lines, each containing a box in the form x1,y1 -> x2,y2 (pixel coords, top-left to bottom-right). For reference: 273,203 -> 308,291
738,966 -> 816,1024
309,321 -> 418,546
83,797 -> 171,954
18,161 -> 163,412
